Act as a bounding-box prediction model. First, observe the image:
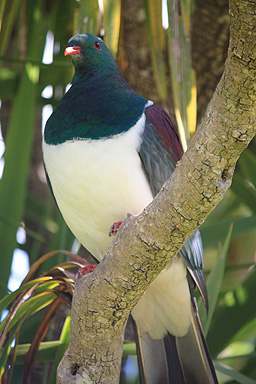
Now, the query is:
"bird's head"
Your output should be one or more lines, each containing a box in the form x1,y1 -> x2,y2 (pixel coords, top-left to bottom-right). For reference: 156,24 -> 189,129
64,33 -> 119,83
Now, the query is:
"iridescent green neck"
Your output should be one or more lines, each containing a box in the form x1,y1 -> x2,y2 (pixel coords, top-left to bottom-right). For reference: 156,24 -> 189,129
44,74 -> 147,145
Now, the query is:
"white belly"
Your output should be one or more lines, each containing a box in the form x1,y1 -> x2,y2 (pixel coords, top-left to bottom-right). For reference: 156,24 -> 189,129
43,115 -> 153,259
132,256 -> 191,339
43,113 -> 192,338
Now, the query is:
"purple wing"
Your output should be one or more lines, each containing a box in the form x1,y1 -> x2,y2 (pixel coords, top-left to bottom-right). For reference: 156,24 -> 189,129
139,103 -> 182,197
140,103 -> 208,309
145,103 -> 183,162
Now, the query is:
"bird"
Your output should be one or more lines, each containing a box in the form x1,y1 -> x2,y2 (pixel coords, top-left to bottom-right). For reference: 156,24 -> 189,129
43,33 -> 218,384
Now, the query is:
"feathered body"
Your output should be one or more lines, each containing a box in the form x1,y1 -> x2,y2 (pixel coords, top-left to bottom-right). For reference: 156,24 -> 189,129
43,33 -> 218,383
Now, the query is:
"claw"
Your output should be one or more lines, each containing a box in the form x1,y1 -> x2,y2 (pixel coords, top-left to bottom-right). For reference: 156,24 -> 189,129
109,214 -> 133,237
109,221 -> 123,237
76,264 -> 97,279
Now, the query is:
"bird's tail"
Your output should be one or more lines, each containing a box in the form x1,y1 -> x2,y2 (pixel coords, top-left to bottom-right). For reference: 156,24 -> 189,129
133,301 -> 218,384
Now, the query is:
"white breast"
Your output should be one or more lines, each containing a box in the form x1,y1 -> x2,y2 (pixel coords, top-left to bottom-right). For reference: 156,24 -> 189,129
43,114 -> 153,260
43,113 -> 191,338
132,256 -> 191,339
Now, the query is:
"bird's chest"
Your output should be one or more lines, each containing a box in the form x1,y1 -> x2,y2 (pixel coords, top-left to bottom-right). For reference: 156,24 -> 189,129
43,116 -> 153,259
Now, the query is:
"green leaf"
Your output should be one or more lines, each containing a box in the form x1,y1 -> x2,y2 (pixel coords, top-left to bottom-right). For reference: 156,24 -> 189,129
103,0 -> 121,58
231,172 -> 256,215
144,0 -> 168,101
0,332 -> 12,378
14,340 -> 61,364
199,225 -> 232,335
1,292 -> 56,336
123,341 -> 136,356
201,215 -> 256,248
0,0 -> 45,298
0,321 -> 22,379
0,0 -> 21,56
167,0 -> 196,148
238,148 -> 256,189
0,68 -> 18,99
0,277 -> 52,315
207,268 -> 256,358
231,316 -> 256,343
48,315 -> 70,383
75,0 -> 100,35
214,361 -> 256,384
0,0 -> 6,33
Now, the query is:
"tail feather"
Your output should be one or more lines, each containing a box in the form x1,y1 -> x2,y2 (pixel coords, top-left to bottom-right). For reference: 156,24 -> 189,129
133,319 -> 169,384
132,302 -> 218,384
163,334 -> 186,384
174,304 -> 218,384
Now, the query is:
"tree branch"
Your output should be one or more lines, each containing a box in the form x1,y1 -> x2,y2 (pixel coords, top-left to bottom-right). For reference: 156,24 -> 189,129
57,1 -> 256,382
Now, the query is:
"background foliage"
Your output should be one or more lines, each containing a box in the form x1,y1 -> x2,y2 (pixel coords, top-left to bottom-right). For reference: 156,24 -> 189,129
0,0 -> 255,383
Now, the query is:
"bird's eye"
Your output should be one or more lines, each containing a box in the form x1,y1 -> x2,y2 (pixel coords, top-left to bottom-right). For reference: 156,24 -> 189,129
94,41 -> 101,50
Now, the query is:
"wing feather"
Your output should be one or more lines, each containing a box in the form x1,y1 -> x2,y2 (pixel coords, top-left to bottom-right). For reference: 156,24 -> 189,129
140,103 -> 207,306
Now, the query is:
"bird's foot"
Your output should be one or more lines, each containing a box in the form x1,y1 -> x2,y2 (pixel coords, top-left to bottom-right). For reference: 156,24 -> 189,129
76,264 -> 97,279
109,221 -> 123,237
109,213 -> 132,237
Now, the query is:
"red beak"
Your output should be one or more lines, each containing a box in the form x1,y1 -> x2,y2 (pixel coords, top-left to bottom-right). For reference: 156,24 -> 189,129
64,46 -> 82,56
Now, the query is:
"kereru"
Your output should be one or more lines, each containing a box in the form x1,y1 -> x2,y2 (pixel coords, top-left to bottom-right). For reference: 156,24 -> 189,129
43,33 -> 218,384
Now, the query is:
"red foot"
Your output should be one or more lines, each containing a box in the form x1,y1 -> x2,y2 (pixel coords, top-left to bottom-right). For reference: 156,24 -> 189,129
109,214 -> 132,237
77,265 -> 97,279
109,221 -> 123,237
